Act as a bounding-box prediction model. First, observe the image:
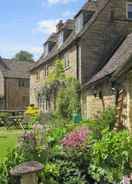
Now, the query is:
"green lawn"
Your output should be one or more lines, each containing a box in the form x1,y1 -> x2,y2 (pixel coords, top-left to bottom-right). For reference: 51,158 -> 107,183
0,128 -> 23,161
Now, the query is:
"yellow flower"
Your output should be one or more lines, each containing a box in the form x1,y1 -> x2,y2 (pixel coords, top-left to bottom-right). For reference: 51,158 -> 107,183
25,105 -> 40,116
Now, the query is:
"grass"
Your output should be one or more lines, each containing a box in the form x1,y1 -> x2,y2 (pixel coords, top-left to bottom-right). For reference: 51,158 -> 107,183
0,128 -> 23,161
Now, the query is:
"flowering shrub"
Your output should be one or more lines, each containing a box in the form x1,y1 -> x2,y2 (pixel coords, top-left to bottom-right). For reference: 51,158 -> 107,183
122,174 -> 132,184
25,104 -> 40,117
20,132 -> 36,153
61,127 -> 90,148
24,105 -> 40,129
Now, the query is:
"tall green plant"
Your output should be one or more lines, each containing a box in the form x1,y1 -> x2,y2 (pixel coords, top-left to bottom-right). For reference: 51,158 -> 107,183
56,77 -> 80,119
46,59 -> 65,85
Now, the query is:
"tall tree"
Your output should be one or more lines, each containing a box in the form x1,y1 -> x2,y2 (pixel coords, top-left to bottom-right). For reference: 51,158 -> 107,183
14,50 -> 34,62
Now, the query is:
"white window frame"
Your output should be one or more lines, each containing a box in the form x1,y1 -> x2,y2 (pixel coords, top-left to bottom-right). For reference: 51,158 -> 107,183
75,13 -> 83,34
44,43 -> 49,57
58,31 -> 64,47
64,54 -> 70,69
126,2 -> 132,20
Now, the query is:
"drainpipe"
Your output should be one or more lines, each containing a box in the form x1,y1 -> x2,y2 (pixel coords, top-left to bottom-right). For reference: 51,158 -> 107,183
76,44 -> 79,81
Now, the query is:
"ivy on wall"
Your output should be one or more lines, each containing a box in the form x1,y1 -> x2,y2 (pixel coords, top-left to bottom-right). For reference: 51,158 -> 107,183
37,59 -> 81,119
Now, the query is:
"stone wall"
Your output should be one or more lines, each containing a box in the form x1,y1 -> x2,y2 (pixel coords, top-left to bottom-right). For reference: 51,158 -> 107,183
0,71 -> 5,109
81,81 -> 115,119
126,71 -> 132,132
0,71 -> 4,97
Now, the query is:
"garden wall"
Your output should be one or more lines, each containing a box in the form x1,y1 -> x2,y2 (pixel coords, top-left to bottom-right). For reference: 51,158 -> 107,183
81,81 -> 115,119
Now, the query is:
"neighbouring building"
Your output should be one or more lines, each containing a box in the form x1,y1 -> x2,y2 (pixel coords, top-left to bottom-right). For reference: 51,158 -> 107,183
30,0 -> 132,131
81,0 -> 132,132
0,57 -> 34,110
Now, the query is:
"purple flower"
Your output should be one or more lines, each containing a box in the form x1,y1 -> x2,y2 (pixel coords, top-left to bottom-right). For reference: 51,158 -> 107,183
21,132 -> 36,146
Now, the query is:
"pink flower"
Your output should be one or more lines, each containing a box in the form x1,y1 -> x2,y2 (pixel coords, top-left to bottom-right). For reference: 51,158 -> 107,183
122,174 -> 132,184
61,127 -> 90,148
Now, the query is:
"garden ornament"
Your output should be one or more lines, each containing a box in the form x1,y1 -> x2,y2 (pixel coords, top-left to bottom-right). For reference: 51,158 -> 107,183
10,161 -> 43,184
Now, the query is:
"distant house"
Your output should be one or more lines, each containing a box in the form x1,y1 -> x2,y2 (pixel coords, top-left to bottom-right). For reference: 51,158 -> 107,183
0,58 -> 34,110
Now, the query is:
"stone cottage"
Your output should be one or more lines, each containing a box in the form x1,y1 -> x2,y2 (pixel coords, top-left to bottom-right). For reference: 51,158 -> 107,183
81,0 -> 132,132
30,0 -> 132,130
0,57 -> 33,110
30,0 -> 97,111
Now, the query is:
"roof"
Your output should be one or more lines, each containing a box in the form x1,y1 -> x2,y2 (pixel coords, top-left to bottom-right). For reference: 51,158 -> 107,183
44,33 -> 58,45
0,58 -> 34,79
85,33 -> 132,86
31,0 -> 111,71
59,19 -> 75,31
74,0 -> 97,18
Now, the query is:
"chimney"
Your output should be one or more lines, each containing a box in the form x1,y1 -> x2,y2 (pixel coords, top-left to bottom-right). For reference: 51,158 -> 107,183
56,20 -> 64,32
86,0 -> 97,12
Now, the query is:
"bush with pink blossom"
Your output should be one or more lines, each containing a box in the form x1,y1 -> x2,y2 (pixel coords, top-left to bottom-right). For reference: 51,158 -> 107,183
61,127 -> 90,149
122,174 -> 132,184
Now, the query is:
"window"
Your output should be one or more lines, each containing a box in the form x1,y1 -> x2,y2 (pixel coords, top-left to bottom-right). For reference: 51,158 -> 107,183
36,72 -> 40,81
75,13 -> 83,33
37,94 -> 42,109
18,79 -> 29,88
127,2 -> 132,19
44,43 -> 49,57
44,65 -> 48,77
58,32 -> 64,47
64,54 -> 70,68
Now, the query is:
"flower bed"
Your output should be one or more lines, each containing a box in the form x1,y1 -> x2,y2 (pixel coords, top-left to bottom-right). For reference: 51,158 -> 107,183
0,108 -> 131,184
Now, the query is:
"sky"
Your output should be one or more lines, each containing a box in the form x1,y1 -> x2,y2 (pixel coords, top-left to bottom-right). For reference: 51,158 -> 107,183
0,0 -> 86,60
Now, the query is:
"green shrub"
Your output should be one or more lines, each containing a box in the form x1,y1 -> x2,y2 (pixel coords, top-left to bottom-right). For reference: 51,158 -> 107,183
56,77 -> 80,119
0,147 -> 26,184
89,130 -> 132,183
0,112 -> 10,127
83,108 -> 116,139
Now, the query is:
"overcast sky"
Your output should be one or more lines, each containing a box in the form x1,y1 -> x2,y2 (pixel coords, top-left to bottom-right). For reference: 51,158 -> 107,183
0,0 -> 85,60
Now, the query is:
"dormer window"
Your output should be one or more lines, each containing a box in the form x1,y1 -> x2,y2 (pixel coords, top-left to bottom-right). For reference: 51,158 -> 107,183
75,11 -> 94,34
75,13 -> 83,34
44,43 -> 49,57
58,32 -> 64,47
127,2 -> 132,19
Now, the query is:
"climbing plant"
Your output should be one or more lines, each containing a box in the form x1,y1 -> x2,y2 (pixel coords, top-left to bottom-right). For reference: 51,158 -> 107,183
56,77 -> 80,119
37,59 -> 81,119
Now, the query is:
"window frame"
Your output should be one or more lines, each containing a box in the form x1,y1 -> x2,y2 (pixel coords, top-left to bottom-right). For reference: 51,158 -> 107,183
64,54 -> 70,69
18,79 -> 29,88
36,72 -> 40,81
44,43 -> 49,57
58,31 -> 64,47
127,2 -> 132,20
75,13 -> 83,34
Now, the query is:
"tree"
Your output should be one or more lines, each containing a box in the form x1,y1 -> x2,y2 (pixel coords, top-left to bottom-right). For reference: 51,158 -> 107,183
14,50 -> 34,62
